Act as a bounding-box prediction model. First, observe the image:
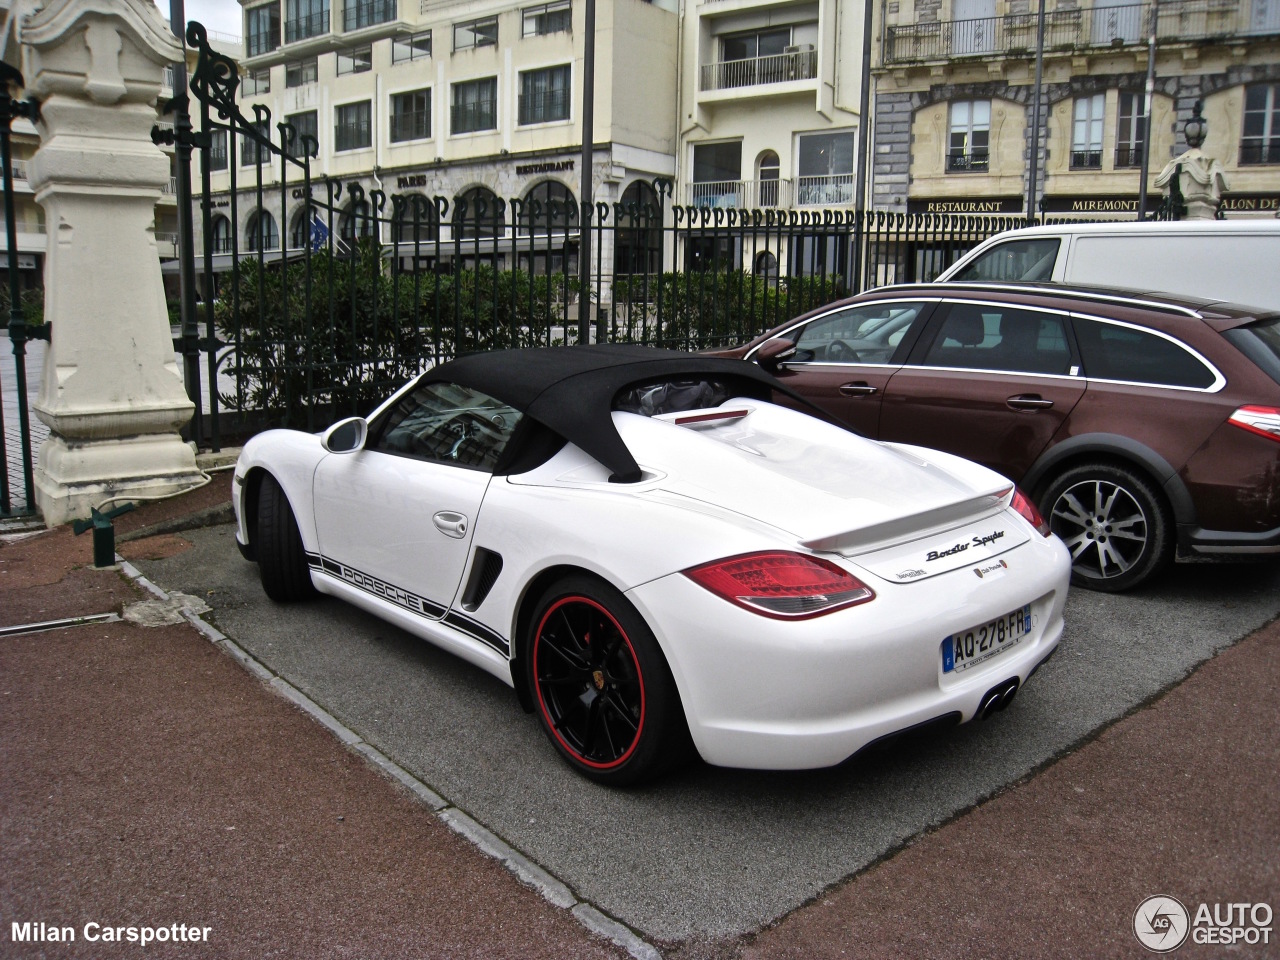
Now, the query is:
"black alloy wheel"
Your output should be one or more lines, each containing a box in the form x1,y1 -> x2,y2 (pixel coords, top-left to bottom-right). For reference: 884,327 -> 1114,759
1041,462 -> 1173,592
526,575 -> 687,785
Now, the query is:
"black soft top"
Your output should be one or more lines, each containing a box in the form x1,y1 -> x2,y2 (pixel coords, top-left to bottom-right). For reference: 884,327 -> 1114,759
418,344 -> 786,482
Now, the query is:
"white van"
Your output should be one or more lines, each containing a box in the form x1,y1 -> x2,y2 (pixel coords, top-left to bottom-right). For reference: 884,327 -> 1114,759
935,220 -> 1280,311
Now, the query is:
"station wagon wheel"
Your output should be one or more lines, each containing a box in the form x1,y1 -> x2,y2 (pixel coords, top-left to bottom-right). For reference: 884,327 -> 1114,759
256,473 -> 317,602
526,575 -> 688,786
1040,463 -> 1172,593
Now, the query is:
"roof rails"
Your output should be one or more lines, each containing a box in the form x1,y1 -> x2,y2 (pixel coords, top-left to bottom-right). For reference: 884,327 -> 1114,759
878,281 -> 1206,320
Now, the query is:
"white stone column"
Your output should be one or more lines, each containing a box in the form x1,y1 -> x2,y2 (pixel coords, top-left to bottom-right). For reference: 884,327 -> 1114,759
21,0 -> 202,526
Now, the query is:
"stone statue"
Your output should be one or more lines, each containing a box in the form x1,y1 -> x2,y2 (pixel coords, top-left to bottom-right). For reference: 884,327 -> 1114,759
1155,101 -> 1230,221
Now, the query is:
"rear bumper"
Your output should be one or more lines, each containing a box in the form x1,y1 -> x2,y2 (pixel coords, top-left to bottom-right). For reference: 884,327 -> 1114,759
627,534 -> 1072,771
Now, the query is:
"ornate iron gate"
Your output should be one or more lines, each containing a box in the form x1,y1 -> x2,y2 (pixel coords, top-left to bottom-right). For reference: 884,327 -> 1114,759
1,62 -> 46,519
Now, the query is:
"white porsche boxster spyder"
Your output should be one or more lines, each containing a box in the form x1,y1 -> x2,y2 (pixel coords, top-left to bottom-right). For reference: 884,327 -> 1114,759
232,345 -> 1071,785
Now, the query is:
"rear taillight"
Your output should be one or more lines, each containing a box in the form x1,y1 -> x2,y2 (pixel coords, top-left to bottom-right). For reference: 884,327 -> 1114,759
684,551 -> 874,620
1011,488 -> 1051,537
1229,406 -> 1280,443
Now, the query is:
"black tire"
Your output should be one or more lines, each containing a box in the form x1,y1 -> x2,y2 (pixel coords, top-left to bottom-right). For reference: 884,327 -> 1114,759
1040,462 -> 1173,593
256,473 -> 316,602
525,574 -> 689,786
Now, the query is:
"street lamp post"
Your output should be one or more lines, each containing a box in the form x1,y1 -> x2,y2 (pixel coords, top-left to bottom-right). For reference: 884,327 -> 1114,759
1026,0 -> 1047,225
576,0 -> 597,345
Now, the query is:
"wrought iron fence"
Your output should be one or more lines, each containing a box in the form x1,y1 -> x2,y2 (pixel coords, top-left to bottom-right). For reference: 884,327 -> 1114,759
172,22 -> 1095,453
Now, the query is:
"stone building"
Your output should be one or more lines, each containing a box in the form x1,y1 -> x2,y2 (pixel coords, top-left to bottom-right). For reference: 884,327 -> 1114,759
199,0 -> 678,287
870,0 -> 1280,219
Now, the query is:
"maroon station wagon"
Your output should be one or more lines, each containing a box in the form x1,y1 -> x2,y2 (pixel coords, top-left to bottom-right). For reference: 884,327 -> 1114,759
708,282 -> 1280,591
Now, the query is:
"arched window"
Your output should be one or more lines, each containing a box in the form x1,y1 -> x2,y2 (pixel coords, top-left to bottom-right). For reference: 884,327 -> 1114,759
246,209 -> 278,251
753,250 -> 779,284
613,180 -> 661,276
518,181 -> 577,236
757,150 -> 780,207
452,186 -> 504,239
339,200 -> 378,243
210,214 -> 232,254
393,194 -> 440,244
289,207 -> 313,250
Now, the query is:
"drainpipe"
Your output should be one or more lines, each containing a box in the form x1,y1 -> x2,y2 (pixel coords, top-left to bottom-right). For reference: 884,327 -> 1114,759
1137,0 -> 1159,220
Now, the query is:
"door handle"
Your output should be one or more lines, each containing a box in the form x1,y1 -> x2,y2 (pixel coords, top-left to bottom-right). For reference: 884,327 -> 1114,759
839,382 -> 879,397
432,511 -> 469,539
1006,395 -> 1054,410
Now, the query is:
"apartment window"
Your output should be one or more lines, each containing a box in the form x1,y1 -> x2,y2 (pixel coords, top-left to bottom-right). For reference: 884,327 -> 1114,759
1242,82 -> 1280,165
286,110 -> 318,157
1072,93 -> 1104,168
286,57 -> 318,87
337,45 -> 373,75
523,0 -> 571,37
211,214 -> 233,254
518,65 -> 571,125
390,89 -> 431,142
948,100 -> 990,172
246,3 -> 280,56
242,66 -> 271,96
1116,92 -> 1146,167
207,129 -> 228,172
285,0 -> 329,42
452,77 -> 498,134
797,131 -> 854,205
344,0 -> 397,32
454,16 -> 498,51
241,121 -> 272,166
392,30 -> 431,62
162,65 -> 175,90
334,100 -> 372,151
757,150 -> 780,206
715,27 -> 810,88
690,141 -> 742,207
246,209 -> 279,251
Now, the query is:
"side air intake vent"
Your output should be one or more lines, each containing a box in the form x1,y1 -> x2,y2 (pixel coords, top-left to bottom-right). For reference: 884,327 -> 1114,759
461,548 -> 504,612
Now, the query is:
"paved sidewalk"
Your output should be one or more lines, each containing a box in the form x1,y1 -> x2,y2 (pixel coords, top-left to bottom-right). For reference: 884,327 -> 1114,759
2,483 -> 1277,959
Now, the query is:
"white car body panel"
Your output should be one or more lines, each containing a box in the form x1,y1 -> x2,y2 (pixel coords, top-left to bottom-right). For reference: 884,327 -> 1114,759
234,389 -> 1072,772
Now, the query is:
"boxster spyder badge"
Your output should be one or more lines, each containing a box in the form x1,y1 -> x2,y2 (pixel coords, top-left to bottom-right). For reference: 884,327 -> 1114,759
232,345 -> 1071,785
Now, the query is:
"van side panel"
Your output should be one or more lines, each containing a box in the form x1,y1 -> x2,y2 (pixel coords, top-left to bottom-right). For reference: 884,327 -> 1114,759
1064,234 -> 1280,310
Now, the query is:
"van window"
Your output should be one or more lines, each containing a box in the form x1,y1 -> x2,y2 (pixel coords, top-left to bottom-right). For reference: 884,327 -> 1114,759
1073,318 -> 1216,389
952,238 -> 1060,282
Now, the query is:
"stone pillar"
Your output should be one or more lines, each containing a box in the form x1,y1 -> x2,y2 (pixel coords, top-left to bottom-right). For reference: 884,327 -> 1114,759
20,0 -> 202,526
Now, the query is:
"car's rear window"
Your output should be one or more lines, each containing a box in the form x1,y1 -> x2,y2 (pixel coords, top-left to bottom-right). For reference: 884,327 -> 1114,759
1224,317 -> 1280,386
1073,318 -> 1216,389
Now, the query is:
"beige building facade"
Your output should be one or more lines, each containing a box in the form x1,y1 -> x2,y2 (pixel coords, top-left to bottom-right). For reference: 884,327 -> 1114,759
871,0 -> 1280,219
201,0 -> 678,280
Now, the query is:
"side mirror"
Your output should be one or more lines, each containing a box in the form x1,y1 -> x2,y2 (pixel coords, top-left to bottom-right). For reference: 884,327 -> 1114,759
756,338 -> 797,373
322,417 -> 368,454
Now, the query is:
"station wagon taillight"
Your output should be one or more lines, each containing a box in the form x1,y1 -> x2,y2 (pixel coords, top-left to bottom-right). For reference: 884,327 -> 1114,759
1229,406 -> 1280,443
684,552 -> 874,619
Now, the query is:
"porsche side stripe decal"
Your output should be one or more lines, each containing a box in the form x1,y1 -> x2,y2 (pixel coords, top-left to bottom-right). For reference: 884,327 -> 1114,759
307,555 -> 509,656
443,612 -> 510,657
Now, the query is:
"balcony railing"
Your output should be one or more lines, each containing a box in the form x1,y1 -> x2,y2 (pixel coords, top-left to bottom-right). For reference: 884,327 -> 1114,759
700,49 -> 817,92
518,89 -> 570,125
1070,150 -> 1103,169
883,0 -> 1276,64
796,174 -> 854,206
946,151 -> 989,173
286,10 -> 330,43
7,159 -> 28,181
1115,144 -> 1145,167
686,178 -> 793,208
345,0 -> 396,31
1240,141 -> 1280,165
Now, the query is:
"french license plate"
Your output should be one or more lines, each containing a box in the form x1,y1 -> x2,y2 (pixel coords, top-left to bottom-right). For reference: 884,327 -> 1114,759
942,605 -> 1032,675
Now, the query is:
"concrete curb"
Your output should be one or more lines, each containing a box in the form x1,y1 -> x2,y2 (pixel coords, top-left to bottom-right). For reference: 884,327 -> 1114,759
117,555 -> 662,960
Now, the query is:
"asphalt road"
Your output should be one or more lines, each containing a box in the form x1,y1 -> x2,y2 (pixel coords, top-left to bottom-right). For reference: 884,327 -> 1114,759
137,524 -> 1280,945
